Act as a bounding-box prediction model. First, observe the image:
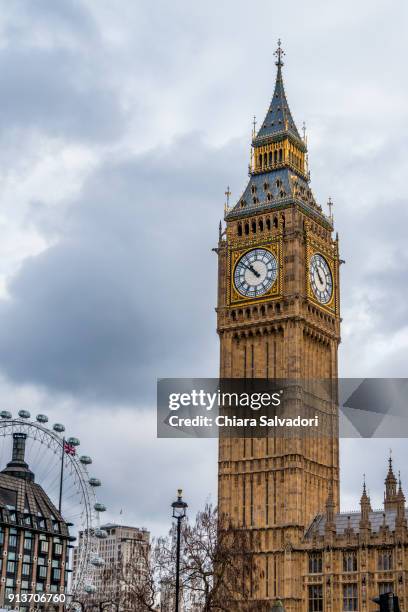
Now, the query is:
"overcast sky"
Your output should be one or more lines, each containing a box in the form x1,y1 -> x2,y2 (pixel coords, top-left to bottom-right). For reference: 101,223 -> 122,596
0,0 -> 407,537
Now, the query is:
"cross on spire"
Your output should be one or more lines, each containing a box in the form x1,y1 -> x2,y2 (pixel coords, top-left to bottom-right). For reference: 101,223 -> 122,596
274,39 -> 285,67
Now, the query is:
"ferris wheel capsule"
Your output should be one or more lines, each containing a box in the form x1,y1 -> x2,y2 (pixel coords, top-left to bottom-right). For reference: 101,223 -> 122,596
94,529 -> 108,539
53,423 -> 65,433
0,410 -> 12,419
36,414 -> 48,423
80,455 -> 92,465
84,585 -> 97,594
18,410 -> 31,419
94,502 -> 106,512
67,436 -> 80,446
89,478 -> 101,487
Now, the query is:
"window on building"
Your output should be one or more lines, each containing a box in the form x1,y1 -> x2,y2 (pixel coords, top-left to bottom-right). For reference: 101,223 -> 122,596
343,551 -> 358,572
22,563 -> 31,576
379,582 -> 394,595
308,553 -> 323,574
343,583 -> 358,611
8,532 -> 17,548
37,565 -> 47,579
5,588 -> 14,601
40,540 -> 49,553
308,585 -> 323,612
24,537 -> 32,550
6,560 -> 15,573
378,550 -> 393,571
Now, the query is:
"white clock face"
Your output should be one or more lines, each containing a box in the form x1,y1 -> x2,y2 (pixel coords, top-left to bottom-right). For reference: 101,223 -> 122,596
234,248 -> 278,298
310,253 -> 333,304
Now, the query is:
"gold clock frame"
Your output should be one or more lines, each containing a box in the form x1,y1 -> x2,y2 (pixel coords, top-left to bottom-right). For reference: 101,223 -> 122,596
306,236 -> 337,313
227,238 -> 282,307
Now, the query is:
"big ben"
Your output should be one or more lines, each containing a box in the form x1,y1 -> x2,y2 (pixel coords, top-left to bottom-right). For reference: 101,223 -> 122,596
216,42 -> 341,610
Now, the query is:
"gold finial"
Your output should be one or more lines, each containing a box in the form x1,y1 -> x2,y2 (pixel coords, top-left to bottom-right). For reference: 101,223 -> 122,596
302,121 -> 307,143
225,186 -> 231,207
252,115 -> 257,138
274,39 -> 285,67
327,197 -> 334,222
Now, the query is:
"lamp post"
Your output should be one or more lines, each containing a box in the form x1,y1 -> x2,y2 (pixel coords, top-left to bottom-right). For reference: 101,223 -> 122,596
171,489 -> 188,612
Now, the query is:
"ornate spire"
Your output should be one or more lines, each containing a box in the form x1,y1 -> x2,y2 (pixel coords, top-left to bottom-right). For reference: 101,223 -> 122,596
254,40 -> 302,143
384,451 -> 398,511
325,485 -> 335,527
397,471 -> 405,502
396,471 -> 407,528
225,43 -> 329,226
360,474 -> 372,527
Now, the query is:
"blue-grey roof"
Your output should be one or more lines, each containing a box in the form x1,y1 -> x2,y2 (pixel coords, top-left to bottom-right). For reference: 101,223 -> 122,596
225,62 -> 331,227
304,509 -> 408,540
225,166 -> 330,226
254,64 -> 301,143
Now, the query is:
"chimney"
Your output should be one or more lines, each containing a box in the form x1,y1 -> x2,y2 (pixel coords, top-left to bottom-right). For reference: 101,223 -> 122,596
2,433 -> 34,482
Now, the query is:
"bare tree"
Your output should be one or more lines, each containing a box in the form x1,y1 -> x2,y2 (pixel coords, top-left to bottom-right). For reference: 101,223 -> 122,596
73,504 -> 261,612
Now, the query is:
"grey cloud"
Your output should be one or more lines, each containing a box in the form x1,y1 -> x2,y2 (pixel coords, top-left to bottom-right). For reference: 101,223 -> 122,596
0,134 -> 245,403
0,46 -> 126,143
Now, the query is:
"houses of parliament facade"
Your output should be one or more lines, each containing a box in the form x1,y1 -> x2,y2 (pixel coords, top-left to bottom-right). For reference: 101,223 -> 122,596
216,43 -> 408,611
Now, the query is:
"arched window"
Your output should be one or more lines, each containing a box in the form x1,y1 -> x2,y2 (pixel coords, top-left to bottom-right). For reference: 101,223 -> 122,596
273,216 -> 278,228
279,149 -> 283,162
268,152 -> 272,166
258,154 -> 262,168
281,213 -> 286,228
274,150 -> 278,163
259,219 -> 264,232
266,218 -> 271,230
245,223 -> 249,235
238,223 -> 242,236
251,221 -> 257,233
263,153 -> 267,167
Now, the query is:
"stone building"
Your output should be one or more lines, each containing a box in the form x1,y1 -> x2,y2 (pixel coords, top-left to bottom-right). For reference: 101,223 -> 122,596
301,457 -> 407,611
72,522 -> 150,607
215,41 -> 407,611
0,433 -> 70,611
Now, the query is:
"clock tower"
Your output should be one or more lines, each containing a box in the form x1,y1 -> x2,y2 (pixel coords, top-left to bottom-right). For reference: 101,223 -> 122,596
216,42 -> 341,610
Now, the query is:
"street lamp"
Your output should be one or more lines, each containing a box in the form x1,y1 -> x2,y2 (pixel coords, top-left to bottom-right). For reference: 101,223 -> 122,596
171,489 -> 188,612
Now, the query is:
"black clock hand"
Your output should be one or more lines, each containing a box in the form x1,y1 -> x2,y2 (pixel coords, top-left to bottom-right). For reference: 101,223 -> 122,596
316,267 -> 324,284
243,263 -> 261,278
